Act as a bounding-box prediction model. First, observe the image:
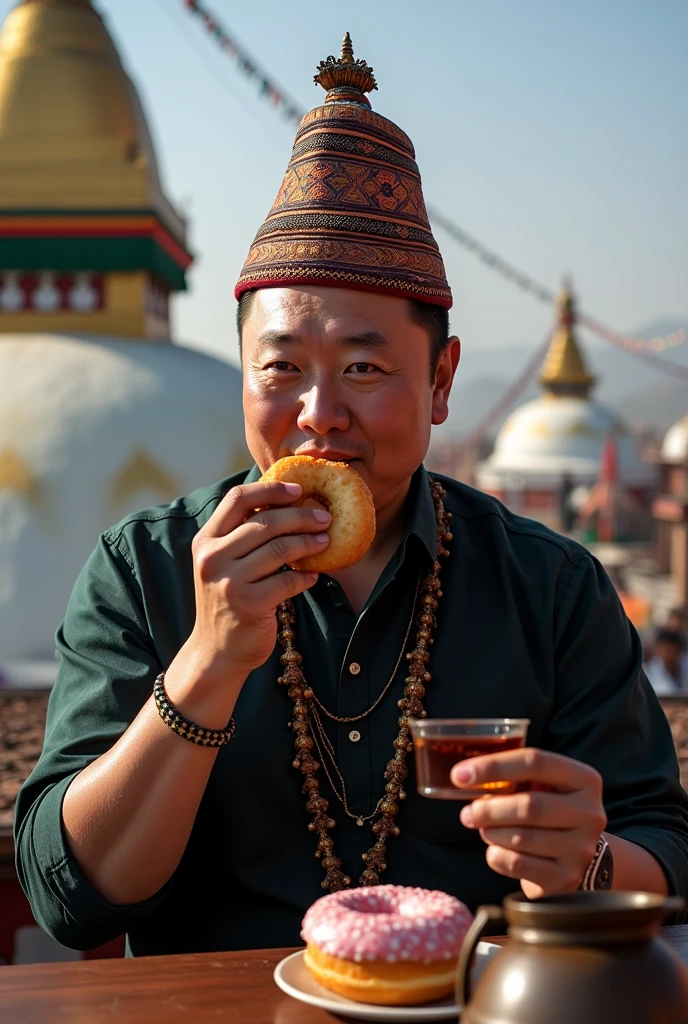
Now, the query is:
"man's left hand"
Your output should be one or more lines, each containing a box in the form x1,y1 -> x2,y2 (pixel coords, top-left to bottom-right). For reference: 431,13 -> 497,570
451,748 -> 607,898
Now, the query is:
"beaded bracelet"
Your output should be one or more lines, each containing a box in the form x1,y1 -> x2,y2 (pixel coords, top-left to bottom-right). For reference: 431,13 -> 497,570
153,672 -> 236,748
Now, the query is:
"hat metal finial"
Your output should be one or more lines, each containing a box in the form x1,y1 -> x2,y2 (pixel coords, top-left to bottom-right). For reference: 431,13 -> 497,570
314,32 -> 378,107
341,31 -> 354,63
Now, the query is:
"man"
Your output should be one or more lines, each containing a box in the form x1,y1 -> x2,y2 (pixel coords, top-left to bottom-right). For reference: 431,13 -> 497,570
666,608 -> 687,636
15,37 -> 688,956
645,629 -> 688,696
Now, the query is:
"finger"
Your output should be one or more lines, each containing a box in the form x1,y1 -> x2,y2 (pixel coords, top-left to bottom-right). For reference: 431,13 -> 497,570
450,747 -> 602,796
250,568 -> 319,607
484,844 -> 583,894
203,481 -> 303,539
460,790 -> 606,832
479,825 -> 598,865
225,506 -> 331,561
240,531 -> 330,583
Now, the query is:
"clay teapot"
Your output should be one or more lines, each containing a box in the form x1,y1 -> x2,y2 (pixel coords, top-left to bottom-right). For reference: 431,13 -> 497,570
456,891 -> 688,1024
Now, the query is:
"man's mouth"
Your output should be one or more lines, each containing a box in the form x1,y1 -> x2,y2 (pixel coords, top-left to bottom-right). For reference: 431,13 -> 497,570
294,449 -> 361,464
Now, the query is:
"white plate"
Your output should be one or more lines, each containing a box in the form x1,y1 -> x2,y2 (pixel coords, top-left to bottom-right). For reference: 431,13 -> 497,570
273,942 -> 500,1022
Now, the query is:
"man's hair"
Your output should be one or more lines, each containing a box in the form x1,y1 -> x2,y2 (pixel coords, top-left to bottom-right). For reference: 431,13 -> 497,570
236,290 -> 256,349
656,629 -> 685,649
236,290 -> 449,383
407,300 -> 451,380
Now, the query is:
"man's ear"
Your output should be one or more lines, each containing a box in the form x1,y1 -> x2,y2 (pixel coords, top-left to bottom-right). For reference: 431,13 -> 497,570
431,336 -> 461,426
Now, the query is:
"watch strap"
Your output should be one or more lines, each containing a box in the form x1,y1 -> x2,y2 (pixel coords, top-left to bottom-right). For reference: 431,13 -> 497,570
579,835 -> 613,891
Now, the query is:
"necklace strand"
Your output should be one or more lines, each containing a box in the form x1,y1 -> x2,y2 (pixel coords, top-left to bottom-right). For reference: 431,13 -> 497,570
277,478 -> 452,892
308,576 -> 420,724
305,576 -> 421,824
308,706 -> 384,825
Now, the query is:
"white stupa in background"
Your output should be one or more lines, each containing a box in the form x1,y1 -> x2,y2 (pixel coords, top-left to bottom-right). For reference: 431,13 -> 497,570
652,415 -> 688,607
0,0 -> 249,682
661,416 -> 688,464
476,285 -> 654,528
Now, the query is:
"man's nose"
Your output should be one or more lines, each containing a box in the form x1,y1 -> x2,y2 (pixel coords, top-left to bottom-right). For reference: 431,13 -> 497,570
297,386 -> 350,434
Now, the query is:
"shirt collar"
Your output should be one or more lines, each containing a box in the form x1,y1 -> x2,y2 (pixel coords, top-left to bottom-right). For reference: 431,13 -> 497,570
403,465 -> 438,564
240,463 -> 437,563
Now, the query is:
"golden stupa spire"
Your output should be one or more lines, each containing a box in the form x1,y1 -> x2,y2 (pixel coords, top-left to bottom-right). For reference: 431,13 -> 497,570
0,0 -> 191,339
540,282 -> 596,398
0,0 -> 155,200
19,0 -> 95,5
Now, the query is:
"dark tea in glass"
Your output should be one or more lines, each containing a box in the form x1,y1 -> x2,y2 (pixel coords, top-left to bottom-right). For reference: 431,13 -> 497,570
409,719 -> 530,800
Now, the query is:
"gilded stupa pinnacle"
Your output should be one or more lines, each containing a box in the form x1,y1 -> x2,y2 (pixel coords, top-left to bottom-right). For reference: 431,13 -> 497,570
540,283 -> 596,397
0,0 -> 192,338
0,0 -> 158,204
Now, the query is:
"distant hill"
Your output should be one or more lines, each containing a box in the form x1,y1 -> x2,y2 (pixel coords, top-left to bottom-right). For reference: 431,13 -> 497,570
435,316 -> 688,440
610,377 -> 688,433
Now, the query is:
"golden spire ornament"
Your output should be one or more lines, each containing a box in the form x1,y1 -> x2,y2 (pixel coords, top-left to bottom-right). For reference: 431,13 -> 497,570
540,280 -> 596,398
314,32 -> 378,106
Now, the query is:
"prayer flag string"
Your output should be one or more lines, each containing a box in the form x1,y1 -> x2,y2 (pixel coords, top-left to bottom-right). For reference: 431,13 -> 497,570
183,0 -> 306,126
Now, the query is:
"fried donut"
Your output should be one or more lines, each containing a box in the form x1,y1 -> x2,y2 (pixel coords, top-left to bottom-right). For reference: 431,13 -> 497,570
260,455 -> 375,572
301,884 -> 473,1006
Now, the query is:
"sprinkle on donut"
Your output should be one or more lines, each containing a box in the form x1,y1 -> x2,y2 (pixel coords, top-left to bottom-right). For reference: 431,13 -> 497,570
301,884 -> 473,965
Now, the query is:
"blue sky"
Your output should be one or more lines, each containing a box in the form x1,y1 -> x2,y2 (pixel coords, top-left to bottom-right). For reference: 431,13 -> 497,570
2,0 -> 687,366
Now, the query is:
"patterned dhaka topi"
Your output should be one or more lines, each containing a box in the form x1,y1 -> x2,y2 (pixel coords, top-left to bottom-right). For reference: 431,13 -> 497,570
235,33 -> 452,309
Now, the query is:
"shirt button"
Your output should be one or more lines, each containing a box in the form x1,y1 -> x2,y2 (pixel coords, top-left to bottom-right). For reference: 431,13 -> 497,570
349,730 -> 361,743
349,662 -> 361,675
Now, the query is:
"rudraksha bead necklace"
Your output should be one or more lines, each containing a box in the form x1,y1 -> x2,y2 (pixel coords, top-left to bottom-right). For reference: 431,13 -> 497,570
277,478 -> 452,892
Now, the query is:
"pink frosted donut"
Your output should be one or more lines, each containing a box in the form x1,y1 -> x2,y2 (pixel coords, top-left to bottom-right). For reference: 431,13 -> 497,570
301,885 -> 473,1005
301,884 -> 472,965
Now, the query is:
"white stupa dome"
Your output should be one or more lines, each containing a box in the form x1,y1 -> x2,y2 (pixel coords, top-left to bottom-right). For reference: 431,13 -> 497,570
476,286 -> 654,494
0,0 -> 253,684
0,334 -> 249,675
661,416 -> 688,464
478,395 -> 652,489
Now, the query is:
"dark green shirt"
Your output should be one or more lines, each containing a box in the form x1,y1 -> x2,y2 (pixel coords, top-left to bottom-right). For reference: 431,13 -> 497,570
14,467 -> 688,955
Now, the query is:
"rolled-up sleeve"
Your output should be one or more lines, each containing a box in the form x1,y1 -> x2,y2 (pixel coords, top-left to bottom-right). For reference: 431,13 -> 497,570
14,532 -> 171,950
548,550 -> 688,898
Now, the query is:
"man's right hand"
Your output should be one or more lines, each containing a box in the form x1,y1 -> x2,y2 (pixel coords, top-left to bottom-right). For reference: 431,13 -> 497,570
62,479 -> 329,906
177,480 -> 329,692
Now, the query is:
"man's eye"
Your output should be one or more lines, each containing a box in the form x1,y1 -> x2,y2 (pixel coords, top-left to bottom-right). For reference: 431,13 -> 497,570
347,362 -> 377,374
268,361 -> 297,371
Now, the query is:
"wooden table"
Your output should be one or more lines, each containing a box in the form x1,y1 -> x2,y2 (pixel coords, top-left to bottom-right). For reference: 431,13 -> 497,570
1,928 -> 688,1023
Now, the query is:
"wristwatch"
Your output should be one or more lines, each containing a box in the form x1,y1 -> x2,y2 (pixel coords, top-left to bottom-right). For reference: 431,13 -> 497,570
579,835 -> 614,891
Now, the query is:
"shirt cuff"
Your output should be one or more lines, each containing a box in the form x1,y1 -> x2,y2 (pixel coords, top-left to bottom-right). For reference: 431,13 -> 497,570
613,825 -> 688,912
19,772 -> 172,949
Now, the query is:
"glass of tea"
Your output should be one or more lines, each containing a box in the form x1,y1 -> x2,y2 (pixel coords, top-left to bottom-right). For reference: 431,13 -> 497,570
409,718 -> 530,800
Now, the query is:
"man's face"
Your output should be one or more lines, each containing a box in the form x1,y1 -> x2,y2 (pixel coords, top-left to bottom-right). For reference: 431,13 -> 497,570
657,641 -> 682,674
241,286 -> 460,508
